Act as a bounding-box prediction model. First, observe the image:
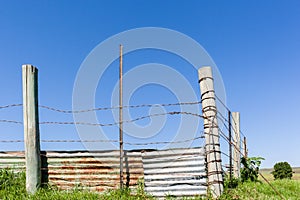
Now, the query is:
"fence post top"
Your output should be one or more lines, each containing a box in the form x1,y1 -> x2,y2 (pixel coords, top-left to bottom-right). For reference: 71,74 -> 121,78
198,66 -> 212,79
22,64 -> 38,72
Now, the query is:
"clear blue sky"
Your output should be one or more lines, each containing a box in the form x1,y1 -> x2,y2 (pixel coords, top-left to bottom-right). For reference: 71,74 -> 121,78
0,1 -> 299,168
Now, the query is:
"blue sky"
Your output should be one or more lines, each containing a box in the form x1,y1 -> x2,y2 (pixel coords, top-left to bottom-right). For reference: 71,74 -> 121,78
0,1 -> 299,168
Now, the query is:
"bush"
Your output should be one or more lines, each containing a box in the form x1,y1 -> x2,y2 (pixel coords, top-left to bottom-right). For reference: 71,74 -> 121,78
240,156 -> 264,182
271,162 -> 293,180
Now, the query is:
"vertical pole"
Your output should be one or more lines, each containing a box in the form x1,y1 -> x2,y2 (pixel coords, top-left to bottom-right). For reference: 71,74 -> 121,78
119,45 -> 124,189
232,112 -> 240,178
243,136 -> 248,158
198,66 -> 223,198
22,64 -> 41,194
228,111 -> 232,181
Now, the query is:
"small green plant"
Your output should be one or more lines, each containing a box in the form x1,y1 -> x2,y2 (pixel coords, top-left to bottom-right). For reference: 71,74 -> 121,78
240,156 -> 264,182
271,161 -> 293,180
223,174 -> 240,189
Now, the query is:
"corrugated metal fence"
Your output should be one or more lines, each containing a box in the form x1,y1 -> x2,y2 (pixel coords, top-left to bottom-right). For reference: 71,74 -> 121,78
0,147 -> 207,198
143,148 -> 207,198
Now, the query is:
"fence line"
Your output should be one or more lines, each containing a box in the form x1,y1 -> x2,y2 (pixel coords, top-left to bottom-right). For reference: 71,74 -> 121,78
0,103 -> 22,109
39,111 -> 205,126
0,101 -> 201,113
40,101 -> 201,113
213,107 -> 284,199
215,95 -> 246,138
0,119 -> 23,124
0,135 -> 204,146
0,110 -> 205,126
0,91 -> 283,198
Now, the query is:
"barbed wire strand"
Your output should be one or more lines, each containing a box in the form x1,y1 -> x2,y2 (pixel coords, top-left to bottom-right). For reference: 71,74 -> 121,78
0,104 -> 22,109
215,95 -> 246,138
0,120 -> 23,124
216,123 -> 284,199
216,114 -> 237,144
0,102 -> 283,198
39,111 -> 205,126
0,135 -> 205,145
39,101 -> 201,114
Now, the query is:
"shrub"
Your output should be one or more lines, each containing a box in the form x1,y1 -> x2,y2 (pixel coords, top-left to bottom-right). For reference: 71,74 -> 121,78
271,162 -> 293,180
240,156 -> 264,182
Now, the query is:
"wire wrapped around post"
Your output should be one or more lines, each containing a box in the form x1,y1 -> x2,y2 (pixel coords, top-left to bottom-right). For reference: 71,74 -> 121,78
198,66 -> 223,198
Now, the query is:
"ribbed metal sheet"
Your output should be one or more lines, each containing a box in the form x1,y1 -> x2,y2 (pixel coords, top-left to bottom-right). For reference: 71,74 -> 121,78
142,147 -> 207,198
0,150 -> 144,192
0,151 -> 25,172
46,150 -> 144,192
0,148 -> 207,198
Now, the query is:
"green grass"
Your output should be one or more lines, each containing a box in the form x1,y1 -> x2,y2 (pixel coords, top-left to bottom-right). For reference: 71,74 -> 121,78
0,169 -> 154,200
220,179 -> 300,200
1,169 -> 300,200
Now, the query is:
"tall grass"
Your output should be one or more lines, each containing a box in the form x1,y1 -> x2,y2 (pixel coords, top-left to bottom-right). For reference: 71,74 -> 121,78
220,179 -> 300,200
1,169 -> 300,199
0,169 -> 153,200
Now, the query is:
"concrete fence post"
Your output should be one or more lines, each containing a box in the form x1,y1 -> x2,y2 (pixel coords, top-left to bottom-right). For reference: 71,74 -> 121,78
232,112 -> 240,178
198,66 -> 223,198
22,64 -> 41,194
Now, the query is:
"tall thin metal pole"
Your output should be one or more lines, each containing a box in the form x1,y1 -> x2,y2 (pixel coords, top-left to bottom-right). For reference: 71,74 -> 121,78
228,110 -> 232,181
119,45 -> 124,189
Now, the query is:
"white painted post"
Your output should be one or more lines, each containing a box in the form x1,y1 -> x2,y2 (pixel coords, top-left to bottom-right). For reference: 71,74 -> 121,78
22,65 -> 41,194
232,112 -> 240,178
198,66 -> 223,198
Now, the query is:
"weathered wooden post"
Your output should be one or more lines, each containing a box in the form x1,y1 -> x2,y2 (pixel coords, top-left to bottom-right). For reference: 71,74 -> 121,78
22,64 -> 41,194
232,112 -> 240,178
243,136 -> 248,158
198,66 -> 223,198
228,111 -> 232,181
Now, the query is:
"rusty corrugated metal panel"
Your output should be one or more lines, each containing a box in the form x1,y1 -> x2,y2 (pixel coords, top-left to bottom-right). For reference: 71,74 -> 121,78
142,147 -> 207,198
0,151 -> 25,172
0,150 -> 143,192
0,148 -> 208,198
42,150 -> 144,192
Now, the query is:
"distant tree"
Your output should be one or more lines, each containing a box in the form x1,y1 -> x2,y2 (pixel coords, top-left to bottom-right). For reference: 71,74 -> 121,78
271,162 -> 293,180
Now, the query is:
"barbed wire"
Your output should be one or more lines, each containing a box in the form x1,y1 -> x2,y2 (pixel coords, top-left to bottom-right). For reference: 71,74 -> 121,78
0,110 -> 204,126
0,104 -> 22,110
0,140 -> 24,143
216,122 -> 284,199
215,95 -> 246,138
39,111 -> 205,126
0,120 -> 23,124
0,135 -> 204,145
39,101 -> 201,114
216,114 -> 238,144
0,102 -> 283,198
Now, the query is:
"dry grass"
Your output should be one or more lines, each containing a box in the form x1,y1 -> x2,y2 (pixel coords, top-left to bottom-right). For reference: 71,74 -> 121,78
259,167 -> 300,182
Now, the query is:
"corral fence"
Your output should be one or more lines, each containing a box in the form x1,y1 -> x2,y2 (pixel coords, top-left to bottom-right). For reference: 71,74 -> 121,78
0,64 -> 249,199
